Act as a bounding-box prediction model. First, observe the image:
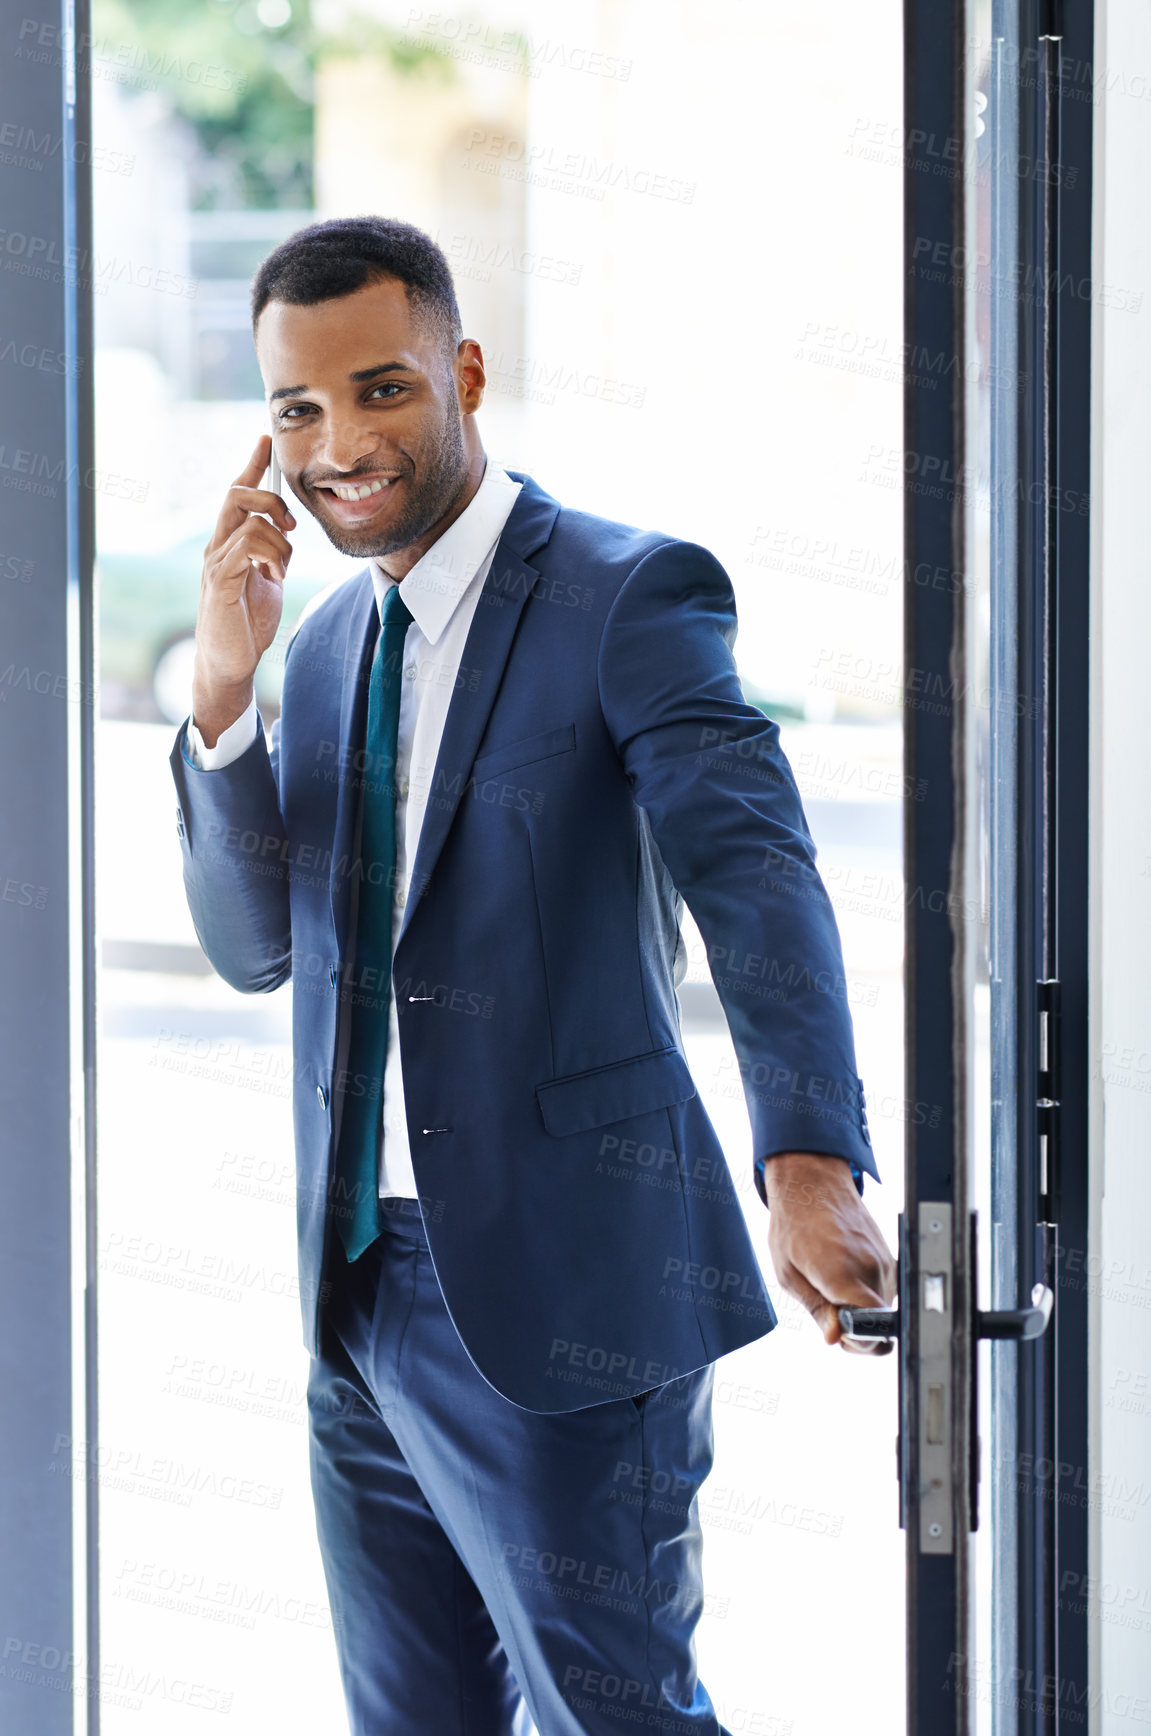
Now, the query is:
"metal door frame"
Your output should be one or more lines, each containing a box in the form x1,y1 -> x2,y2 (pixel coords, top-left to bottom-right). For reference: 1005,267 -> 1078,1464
0,3 -> 98,1731
901,1 -> 1093,1729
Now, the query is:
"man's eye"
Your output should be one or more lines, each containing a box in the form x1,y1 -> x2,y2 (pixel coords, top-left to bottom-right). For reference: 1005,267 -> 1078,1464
274,383 -> 405,420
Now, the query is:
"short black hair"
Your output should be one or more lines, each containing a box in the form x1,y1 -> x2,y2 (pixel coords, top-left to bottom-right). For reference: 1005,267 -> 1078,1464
250,216 -> 462,359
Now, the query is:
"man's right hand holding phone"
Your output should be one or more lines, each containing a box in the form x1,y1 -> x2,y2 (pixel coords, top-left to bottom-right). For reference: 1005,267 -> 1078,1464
192,433 -> 295,748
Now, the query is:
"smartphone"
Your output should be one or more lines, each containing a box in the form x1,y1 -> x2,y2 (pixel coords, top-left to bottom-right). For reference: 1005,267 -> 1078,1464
268,444 -> 290,585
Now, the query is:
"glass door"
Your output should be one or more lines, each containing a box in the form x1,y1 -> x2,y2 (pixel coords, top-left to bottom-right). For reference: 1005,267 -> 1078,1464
842,1 -> 1093,1729
1,3 -> 1096,1731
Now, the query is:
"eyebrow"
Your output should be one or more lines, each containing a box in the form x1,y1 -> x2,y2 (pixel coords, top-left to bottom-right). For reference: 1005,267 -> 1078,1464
268,361 -> 415,404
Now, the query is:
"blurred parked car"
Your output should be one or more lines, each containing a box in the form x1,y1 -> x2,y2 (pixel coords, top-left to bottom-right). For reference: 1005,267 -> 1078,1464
98,535 -> 337,724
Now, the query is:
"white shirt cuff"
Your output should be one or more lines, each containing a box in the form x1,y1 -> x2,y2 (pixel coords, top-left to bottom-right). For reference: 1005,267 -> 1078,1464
184,695 -> 259,770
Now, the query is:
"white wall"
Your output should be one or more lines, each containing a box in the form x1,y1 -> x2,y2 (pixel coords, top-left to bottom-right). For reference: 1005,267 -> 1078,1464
1090,4 -> 1151,1728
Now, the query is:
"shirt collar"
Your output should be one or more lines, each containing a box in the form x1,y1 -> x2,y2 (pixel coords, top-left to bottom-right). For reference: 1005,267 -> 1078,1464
371,460 -> 522,645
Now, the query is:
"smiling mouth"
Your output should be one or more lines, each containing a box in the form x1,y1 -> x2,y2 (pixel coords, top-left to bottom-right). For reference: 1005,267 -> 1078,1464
320,476 -> 395,501
313,475 -> 403,520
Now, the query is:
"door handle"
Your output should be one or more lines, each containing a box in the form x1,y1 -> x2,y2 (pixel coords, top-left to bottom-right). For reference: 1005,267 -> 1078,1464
976,1283 -> 1053,1341
837,1282 -> 1053,1343
836,1305 -> 901,1339
832,1210 -> 1053,1549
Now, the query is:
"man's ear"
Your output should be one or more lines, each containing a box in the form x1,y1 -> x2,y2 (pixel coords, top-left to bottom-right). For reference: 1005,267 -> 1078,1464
456,339 -> 486,412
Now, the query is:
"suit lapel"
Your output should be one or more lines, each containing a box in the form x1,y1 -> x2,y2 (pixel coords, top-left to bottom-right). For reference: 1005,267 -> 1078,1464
396,472 -> 559,948
324,472 -> 560,953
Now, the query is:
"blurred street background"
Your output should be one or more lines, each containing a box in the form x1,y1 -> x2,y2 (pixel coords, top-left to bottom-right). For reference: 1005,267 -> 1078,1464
93,3 -> 906,1729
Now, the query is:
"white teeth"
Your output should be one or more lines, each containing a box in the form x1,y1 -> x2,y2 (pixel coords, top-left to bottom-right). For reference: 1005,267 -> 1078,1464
330,478 -> 391,502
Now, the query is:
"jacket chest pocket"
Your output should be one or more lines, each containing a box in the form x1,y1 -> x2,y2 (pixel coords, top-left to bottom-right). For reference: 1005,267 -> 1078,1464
472,721 -> 576,783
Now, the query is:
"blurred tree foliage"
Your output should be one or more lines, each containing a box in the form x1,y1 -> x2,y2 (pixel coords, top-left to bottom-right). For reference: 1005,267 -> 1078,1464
91,0 -> 459,209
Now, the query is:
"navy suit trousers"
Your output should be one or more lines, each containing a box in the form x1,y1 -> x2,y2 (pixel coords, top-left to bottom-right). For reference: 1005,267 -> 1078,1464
307,1198 -> 734,1736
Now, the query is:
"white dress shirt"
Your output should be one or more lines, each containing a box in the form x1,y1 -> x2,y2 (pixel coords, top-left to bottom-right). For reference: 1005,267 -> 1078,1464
185,459 -> 524,1197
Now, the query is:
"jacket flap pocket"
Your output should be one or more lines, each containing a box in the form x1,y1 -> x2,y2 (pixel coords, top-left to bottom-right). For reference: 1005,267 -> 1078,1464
473,722 -> 576,783
536,1045 -> 697,1137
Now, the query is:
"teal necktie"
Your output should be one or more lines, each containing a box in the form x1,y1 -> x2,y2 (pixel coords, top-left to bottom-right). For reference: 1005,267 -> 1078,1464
333,580 -> 414,1261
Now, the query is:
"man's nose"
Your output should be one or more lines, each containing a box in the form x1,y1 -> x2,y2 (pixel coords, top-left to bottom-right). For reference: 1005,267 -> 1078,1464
312,419 -> 383,475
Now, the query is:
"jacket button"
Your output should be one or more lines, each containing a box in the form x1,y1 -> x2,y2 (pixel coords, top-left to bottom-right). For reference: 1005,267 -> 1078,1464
316,1084 -> 328,1110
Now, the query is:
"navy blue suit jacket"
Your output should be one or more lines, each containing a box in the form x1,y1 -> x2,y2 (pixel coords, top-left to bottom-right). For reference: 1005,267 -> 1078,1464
170,471 -> 878,1412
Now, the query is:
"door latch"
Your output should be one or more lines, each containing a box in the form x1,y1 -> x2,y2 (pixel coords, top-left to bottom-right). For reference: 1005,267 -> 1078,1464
836,1208 -> 1053,1549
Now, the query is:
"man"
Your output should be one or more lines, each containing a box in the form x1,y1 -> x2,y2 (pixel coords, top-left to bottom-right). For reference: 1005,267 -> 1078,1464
171,216 -> 896,1736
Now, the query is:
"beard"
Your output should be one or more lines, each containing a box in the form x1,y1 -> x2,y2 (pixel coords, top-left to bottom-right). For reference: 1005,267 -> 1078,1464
304,406 -> 469,560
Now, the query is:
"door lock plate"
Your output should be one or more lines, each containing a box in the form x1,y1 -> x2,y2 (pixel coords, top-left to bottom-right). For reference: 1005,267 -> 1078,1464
918,1203 -> 953,1554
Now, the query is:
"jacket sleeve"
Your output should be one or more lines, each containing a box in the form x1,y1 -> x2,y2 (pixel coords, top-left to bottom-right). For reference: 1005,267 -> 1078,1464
596,538 -> 879,1192
169,696 -> 292,996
